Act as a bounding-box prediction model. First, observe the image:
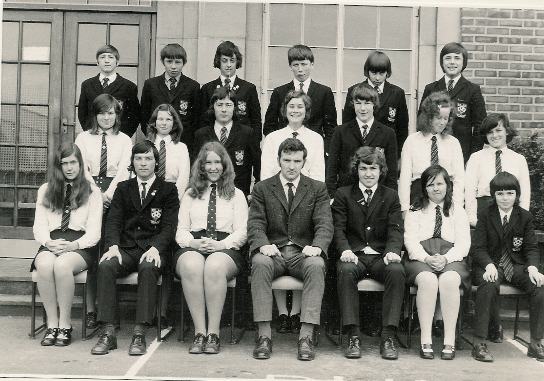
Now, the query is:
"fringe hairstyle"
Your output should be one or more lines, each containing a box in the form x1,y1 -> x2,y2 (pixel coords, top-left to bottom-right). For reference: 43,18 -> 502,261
412,165 -> 454,217
146,103 -> 183,143
89,94 -> 122,135
417,91 -> 453,135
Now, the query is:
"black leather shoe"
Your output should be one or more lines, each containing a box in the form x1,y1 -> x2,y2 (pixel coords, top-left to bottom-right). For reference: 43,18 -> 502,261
290,314 -> 301,333
55,327 -> 73,346
189,333 -> 206,354
203,333 -> 220,354
253,336 -> 272,359
128,334 -> 147,356
277,314 -> 290,334
380,336 -> 399,360
344,336 -> 362,359
527,343 -> 544,361
432,320 -> 444,338
40,328 -> 59,346
472,343 -> 494,362
487,325 -> 503,343
91,333 -> 117,355
297,336 -> 315,361
419,343 -> 434,360
441,344 -> 455,360
86,312 -> 98,329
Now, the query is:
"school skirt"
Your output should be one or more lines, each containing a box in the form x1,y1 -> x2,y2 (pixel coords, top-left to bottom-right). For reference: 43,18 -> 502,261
173,230 -> 245,273
405,259 -> 470,290
31,229 -> 96,272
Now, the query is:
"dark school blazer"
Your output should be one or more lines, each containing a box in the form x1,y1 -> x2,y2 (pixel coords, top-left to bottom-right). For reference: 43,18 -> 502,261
78,74 -> 140,137
343,80 -> 409,156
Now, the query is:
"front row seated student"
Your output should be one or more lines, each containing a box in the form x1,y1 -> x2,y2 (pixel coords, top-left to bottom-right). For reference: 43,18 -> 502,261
174,142 -> 248,355
332,146 -> 405,360
471,172 -> 544,362
404,165 -> 470,361
91,140 -> 180,356
33,143 -> 102,347
248,138 -> 333,361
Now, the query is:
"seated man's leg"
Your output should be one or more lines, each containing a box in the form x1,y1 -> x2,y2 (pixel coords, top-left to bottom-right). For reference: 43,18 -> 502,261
136,257 -> 163,326
336,259 -> 365,337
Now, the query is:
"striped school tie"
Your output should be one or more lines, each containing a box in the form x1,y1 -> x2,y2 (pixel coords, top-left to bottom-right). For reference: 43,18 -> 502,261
499,214 -> 514,282
206,183 -> 217,240
102,77 -> 109,88
220,127 -> 228,145
292,131 -> 298,139
447,79 -> 454,93
224,77 -> 231,90
433,205 -> 442,238
98,132 -> 107,177
60,184 -> 72,232
361,125 -> 368,140
495,150 -> 502,174
430,136 -> 439,166
157,140 -> 166,179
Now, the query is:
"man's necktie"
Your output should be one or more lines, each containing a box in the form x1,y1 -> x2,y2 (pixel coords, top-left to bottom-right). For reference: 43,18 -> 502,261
98,132 -> 107,177
500,214 -> 514,282
220,127 -> 228,145
102,77 -> 109,88
60,184 -> 72,232
433,205 -> 442,238
224,77 -> 231,90
299,82 -> 304,93
495,150 -> 502,174
287,182 -> 295,212
365,188 -> 373,206
206,183 -> 217,240
169,77 -> 176,91
158,140 -> 166,179
431,135 -> 439,166
140,182 -> 147,205
447,79 -> 454,93
292,131 -> 299,139
374,85 -> 381,95
361,125 -> 368,140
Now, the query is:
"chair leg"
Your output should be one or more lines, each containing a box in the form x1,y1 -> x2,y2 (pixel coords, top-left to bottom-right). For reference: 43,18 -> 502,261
82,283 -> 87,340
30,282 -> 36,338
179,287 -> 185,342
514,295 -> 520,340
407,292 -> 413,349
230,286 -> 236,344
157,284 -> 162,341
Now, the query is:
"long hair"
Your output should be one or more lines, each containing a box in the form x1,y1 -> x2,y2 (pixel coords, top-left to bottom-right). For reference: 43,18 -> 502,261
42,143 -> 92,212
364,50 -> 392,78
187,142 -> 235,200
417,91 -> 453,135
349,146 -> 388,184
206,86 -> 238,122
213,40 -> 243,69
89,94 -> 122,135
146,104 -> 183,143
412,165 -> 453,217
479,113 -> 517,145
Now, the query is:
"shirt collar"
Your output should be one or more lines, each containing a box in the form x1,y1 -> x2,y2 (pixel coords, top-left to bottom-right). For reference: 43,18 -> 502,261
155,134 -> 172,145
366,79 -> 384,93
137,174 -> 156,189
487,145 -> 508,154
220,74 -> 237,86
99,72 -> 117,83
286,125 -> 306,135
214,120 -> 233,134
444,74 -> 462,88
356,117 -> 374,130
279,173 -> 301,190
165,73 -> 181,83
293,77 -> 311,91
428,200 -> 445,212
358,182 -> 378,197
499,208 -> 513,222
98,128 -> 114,136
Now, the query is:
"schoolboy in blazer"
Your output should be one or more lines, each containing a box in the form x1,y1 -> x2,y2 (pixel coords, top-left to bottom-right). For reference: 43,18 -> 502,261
327,85 -> 397,197
342,51 -> 409,156
140,44 -> 200,151
263,45 -> 336,153
78,45 -> 140,137
199,41 -> 261,141
420,42 -> 487,163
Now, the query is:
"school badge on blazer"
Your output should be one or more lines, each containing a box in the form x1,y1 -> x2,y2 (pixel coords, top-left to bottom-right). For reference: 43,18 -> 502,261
234,150 -> 245,166
237,101 -> 247,115
375,147 -> 385,154
456,101 -> 467,118
512,236 -> 523,252
388,107 -> 397,122
150,208 -> 162,225
179,100 -> 189,116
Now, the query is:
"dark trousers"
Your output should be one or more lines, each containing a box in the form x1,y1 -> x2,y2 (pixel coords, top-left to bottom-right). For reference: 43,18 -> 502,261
473,264 -> 544,340
337,254 -> 405,328
251,245 -> 326,325
97,248 -> 162,325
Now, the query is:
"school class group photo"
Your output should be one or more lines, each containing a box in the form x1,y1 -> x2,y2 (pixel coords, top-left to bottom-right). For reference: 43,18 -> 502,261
32,36 -> 544,366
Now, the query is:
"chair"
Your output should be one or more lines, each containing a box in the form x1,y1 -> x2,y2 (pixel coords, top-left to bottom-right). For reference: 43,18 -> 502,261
30,269 -> 94,340
116,272 -> 164,341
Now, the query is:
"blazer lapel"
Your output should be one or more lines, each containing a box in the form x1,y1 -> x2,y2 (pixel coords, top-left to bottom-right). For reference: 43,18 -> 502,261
490,207 -> 503,239
157,74 -> 172,101
351,185 -> 368,216
171,74 -> 188,100
449,76 -> 467,100
224,122 -> 240,147
366,186 -> 383,219
348,120 -> 365,145
270,175 -> 289,213
141,178 -> 161,210
307,80 -> 315,98
204,126 -> 218,142
364,120 -> 380,144
91,75 -> 103,94
290,176 -> 309,214
107,74 -> 123,93
379,82 -> 393,108
129,178 -> 142,210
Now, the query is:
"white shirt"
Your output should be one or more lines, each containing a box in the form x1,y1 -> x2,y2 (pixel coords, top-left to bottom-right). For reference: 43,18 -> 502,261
137,174 -> 156,200
214,121 -> 233,141
164,73 -> 181,88
75,130 -> 132,199
444,74 -> 462,90
356,117 -> 374,137
279,174 -> 301,199
465,146 -> 530,225
499,208 -> 513,224
366,79 -> 384,94
261,126 -> 325,181
176,186 -> 248,250
404,202 -> 470,263
33,183 -> 103,249
399,131 -> 465,211
358,182 -> 378,204
293,78 -> 311,94
220,74 -> 237,88
153,135 -> 190,201
99,72 -> 117,86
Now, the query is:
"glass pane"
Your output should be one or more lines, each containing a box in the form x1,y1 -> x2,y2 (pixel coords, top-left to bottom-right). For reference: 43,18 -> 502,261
77,24 -> 107,62
18,188 -> 38,227
343,49 -> 370,90
268,47 -> 291,89
304,5 -> 337,47
0,105 -> 17,144
380,7 -> 412,49
0,147 -> 16,185
2,22 -> 19,61
344,6 -> 377,48
118,66 -> 137,85
20,106 -> 48,146
22,23 -> 51,62
110,25 -> 139,64
20,64 -> 49,104
386,50 -> 411,92
18,147 -> 47,186
270,3 -> 302,46
2,64 -> 18,103
312,48 -> 337,89
0,188 -> 14,226
76,65 -> 99,103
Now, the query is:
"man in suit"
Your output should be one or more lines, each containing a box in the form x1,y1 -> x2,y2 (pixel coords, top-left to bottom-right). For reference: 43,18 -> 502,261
249,138 -> 333,361
91,140 -> 179,356
327,85 -> 397,197
263,45 -> 337,154
199,41 -> 262,142
342,50 -> 409,157
419,42 -> 487,163
78,45 -> 140,137
194,86 -> 261,196
140,44 -> 200,151
332,146 -> 405,360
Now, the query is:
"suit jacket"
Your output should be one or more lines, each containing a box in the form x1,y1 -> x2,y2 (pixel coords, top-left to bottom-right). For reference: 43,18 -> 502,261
104,177 -> 180,256
263,80 -> 337,151
193,122 -> 261,196
199,77 -> 262,141
248,174 -> 333,257
420,75 -> 487,163
78,74 -> 140,137
473,204 -> 540,270
326,119 -> 398,196
331,184 -> 403,257
343,80 -> 409,156
140,73 -> 200,150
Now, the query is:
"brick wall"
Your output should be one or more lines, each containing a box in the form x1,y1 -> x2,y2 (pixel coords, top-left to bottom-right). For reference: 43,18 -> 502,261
461,8 -> 544,135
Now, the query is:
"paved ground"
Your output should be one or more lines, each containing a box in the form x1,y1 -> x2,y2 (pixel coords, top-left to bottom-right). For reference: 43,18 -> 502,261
1,316 -> 543,381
